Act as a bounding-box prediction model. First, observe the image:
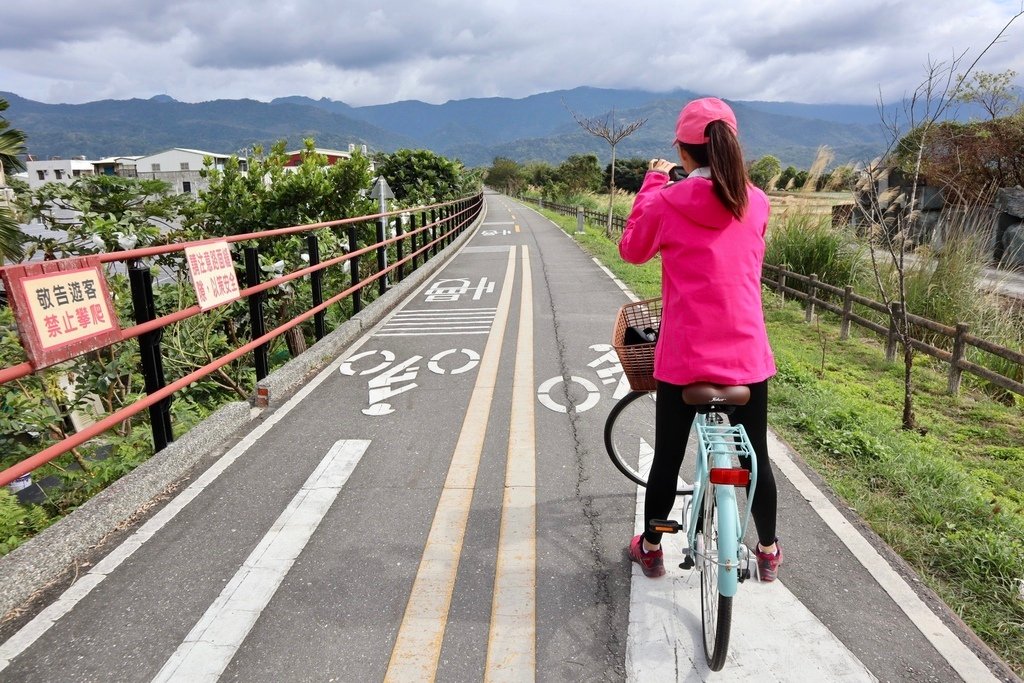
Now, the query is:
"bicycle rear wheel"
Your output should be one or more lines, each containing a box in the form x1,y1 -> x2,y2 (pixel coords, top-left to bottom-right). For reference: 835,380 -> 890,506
698,484 -> 732,671
603,391 -> 688,494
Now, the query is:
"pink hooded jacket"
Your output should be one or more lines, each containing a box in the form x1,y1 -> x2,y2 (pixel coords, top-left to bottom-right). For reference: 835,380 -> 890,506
619,170 -> 776,386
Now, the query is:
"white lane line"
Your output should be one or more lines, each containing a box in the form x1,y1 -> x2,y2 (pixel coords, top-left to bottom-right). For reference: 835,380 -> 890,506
152,439 -> 369,683
767,432 -> 999,683
592,258 -> 638,302
627,464 -> 875,682
385,246 -> 518,682
376,331 -> 491,337
486,246 -> 536,680
398,307 -> 499,313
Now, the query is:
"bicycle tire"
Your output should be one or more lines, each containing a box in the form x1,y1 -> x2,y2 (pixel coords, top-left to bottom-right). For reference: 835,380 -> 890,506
699,483 -> 732,671
603,391 -> 688,494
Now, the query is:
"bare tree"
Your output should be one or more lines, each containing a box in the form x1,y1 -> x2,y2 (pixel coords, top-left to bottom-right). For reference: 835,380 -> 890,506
864,5 -> 1023,431
565,104 -> 647,237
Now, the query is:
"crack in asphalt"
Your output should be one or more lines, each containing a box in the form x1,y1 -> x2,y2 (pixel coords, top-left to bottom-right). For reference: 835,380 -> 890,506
531,225 -> 626,680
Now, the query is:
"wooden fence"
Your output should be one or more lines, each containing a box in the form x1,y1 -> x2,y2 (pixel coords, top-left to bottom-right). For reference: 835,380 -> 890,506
762,263 -> 1024,397
516,195 -> 626,232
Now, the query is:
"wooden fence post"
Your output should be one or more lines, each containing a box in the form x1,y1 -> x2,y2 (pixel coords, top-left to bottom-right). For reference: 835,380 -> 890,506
776,269 -> 787,300
947,322 -> 970,394
804,274 -> 818,322
885,302 -> 902,362
840,286 -> 854,340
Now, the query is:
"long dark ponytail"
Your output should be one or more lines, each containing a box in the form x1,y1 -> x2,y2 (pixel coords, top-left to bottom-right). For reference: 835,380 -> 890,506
679,120 -> 749,220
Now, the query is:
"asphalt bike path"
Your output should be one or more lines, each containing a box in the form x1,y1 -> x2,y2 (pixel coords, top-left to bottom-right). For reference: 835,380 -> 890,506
0,190 -> 1011,681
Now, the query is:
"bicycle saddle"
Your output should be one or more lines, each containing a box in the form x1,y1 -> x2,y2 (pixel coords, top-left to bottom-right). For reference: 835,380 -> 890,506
681,383 -> 751,407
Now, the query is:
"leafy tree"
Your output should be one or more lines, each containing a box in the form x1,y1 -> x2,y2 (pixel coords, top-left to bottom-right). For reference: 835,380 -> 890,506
775,166 -> 810,191
555,154 -> 603,196
485,157 -> 525,194
605,158 -> 648,194
748,155 -> 782,191
956,69 -> 1021,120
522,161 -> 557,194
907,115 -> 1024,200
184,140 -> 374,358
373,148 -> 466,206
0,97 -> 28,261
26,174 -> 191,260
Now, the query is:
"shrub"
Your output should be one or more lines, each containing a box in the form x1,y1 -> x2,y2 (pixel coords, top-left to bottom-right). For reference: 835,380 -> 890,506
765,211 -> 867,291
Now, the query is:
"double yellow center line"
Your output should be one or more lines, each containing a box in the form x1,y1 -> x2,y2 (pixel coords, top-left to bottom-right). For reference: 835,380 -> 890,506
385,245 -> 536,681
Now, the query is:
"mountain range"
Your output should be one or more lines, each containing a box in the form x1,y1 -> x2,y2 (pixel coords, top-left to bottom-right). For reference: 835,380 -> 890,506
2,87 -> 898,170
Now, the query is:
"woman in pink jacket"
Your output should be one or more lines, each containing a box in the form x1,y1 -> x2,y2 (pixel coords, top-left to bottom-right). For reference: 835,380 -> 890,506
619,97 -> 782,581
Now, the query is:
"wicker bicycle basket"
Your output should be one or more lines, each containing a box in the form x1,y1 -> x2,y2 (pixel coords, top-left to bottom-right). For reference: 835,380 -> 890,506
611,297 -> 662,392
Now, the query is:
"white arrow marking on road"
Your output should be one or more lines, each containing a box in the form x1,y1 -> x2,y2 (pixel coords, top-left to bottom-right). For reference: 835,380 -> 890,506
153,439 -> 370,683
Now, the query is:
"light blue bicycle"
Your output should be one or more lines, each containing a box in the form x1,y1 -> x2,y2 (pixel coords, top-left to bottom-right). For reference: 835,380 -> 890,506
604,385 -> 759,670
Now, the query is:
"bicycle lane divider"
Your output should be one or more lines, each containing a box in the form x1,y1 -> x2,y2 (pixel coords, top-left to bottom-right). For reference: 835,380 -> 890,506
486,246 -> 535,679
384,245 -> 518,681
150,439 -> 370,682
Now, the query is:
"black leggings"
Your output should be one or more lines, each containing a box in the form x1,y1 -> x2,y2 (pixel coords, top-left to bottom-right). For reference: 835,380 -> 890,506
642,379 -> 778,547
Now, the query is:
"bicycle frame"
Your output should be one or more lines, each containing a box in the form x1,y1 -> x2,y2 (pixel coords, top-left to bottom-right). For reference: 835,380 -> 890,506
684,412 -> 759,597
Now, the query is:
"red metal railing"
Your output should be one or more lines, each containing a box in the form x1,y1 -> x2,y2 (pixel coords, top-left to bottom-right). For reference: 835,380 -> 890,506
0,193 -> 483,486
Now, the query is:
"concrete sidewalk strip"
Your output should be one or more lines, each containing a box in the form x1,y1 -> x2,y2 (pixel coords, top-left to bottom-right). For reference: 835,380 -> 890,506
626,494 -> 876,682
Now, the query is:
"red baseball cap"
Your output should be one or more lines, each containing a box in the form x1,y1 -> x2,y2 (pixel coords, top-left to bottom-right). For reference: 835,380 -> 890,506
675,97 -> 738,145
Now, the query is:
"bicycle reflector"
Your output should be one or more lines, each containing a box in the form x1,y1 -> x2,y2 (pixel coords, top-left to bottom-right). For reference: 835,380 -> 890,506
709,468 -> 750,487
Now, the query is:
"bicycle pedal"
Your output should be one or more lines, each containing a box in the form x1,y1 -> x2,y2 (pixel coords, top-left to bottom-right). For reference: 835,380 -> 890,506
649,519 -> 681,534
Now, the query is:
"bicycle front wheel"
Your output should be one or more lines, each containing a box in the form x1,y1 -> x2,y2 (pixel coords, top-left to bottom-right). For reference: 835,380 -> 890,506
603,391 -> 688,494
698,484 -> 732,671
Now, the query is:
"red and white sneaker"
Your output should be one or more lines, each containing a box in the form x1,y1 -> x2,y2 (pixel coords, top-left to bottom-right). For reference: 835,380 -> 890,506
628,534 -> 665,578
756,541 -> 783,582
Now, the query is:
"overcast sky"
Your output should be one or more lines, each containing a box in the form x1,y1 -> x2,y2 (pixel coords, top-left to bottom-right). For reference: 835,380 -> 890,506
2,1 -> 1023,108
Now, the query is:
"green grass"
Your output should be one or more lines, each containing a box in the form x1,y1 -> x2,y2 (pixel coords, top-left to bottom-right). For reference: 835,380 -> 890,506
533,204 -> 1024,676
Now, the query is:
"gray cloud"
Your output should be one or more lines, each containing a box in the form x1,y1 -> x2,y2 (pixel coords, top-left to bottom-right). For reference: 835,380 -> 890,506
0,0 -> 1021,107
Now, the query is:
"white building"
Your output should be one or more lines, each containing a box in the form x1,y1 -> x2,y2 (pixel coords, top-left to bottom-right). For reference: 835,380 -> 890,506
26,157 -> 97,190
133,148 -> 234,195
